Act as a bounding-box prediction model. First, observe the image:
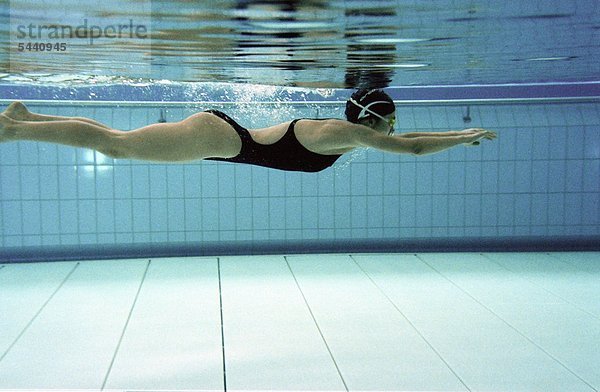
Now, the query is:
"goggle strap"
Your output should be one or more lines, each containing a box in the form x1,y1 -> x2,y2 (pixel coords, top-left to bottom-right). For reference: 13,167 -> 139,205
349,98 -> 392,122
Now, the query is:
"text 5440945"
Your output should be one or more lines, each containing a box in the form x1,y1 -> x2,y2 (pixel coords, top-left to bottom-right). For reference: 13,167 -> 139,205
17,42 -> 67,52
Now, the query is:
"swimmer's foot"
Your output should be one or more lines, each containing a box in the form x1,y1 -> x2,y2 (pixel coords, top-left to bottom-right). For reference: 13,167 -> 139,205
0,114 -> 17,142
2,101 -> 31,121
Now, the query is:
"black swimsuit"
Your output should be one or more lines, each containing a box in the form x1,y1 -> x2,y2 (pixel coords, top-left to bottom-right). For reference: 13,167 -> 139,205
205,110 -> 342,172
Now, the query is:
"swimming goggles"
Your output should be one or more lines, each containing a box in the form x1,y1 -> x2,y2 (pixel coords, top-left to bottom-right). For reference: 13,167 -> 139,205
349,97 -> 396,135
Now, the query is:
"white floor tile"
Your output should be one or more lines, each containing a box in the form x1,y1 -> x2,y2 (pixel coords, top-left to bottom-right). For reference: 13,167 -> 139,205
220,255 -> 345,390
420,252 -> 599,391
354,253 -> 597,392
104,257 -> 224,391
0,252 -> 598,391
551,252 -> 600,274
0,259 -> 148,390
287,254 -> 468,391
0,262 -> 77,357
484,252 -> 600,318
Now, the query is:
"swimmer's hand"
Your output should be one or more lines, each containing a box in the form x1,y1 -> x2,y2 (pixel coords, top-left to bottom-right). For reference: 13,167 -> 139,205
460,128 -> 497,146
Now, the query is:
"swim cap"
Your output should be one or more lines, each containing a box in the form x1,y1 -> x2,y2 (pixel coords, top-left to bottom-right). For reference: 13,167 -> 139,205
345,89 -> 395,123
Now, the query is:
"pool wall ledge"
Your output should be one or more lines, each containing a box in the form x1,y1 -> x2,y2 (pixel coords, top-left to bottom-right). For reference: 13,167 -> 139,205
1,236 -> 599,263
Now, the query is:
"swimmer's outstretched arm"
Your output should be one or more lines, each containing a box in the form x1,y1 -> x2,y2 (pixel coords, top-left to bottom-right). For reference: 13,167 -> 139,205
351,127 -> 496,155
399,130 -> 475,138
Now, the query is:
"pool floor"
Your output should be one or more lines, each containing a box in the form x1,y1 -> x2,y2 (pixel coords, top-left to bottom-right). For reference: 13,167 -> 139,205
0,252 -> 599,391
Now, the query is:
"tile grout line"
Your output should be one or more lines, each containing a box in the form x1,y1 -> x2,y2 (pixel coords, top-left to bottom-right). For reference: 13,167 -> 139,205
0,262 -> 80,364
546,252 -> 599,277
481,253 -> 600,322
283,256 -> 349,392
349,254 -> 472,392
217,257 -> 228,392
415,254 -> 599,392
101,259 -> 151,391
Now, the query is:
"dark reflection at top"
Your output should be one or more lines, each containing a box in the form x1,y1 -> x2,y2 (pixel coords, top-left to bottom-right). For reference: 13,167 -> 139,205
342,4 -> 397,89
3,0 -> 598,88
230,0 -> 398,88
344,43 -> 396,89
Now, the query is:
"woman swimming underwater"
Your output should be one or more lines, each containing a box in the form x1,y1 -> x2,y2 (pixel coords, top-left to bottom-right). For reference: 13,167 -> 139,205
0,89 -> 496,172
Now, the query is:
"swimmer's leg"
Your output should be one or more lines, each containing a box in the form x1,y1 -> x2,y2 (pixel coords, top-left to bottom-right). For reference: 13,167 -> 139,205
0,112 -> 241,162
0,114 -> 129,157
2,101 -> 111,129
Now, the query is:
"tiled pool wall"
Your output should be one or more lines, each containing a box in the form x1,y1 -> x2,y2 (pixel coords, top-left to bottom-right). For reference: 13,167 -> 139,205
0,96 -> 599,261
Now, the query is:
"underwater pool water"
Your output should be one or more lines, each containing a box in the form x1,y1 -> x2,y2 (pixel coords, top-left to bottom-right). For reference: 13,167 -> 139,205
1,2 -> 599,391
1,0 -> 599,260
